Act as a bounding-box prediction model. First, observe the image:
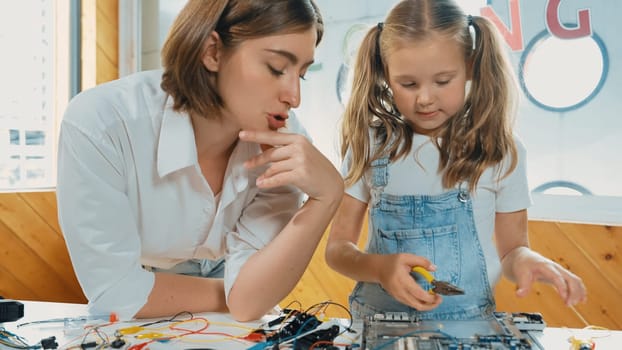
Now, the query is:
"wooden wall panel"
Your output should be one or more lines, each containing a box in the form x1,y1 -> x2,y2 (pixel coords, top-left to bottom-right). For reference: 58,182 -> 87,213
561,224 -> 621,290
495,221 -> 622,329
0,219 -> 39,300
95,0 -> 118,84
281,219 -> 622,330
0,193 -> 85,303
0,213 -> 74,301
18,192 -> 63,236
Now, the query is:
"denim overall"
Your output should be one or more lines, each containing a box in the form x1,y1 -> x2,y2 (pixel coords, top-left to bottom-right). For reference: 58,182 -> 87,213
349,157 -> 496,320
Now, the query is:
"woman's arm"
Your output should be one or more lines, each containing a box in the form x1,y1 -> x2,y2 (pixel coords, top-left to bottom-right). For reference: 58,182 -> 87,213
135,274 -> 227,318
57,119 -> 155,320
225,130 -> 344,321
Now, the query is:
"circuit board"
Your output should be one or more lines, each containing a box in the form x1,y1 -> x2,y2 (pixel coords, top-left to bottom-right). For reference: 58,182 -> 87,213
361,312 -> 544,350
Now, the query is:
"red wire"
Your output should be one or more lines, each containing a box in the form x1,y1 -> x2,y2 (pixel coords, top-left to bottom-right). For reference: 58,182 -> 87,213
127,340 -> 153,350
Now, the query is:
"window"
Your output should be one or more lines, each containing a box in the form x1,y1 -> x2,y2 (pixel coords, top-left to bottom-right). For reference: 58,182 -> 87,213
492,1 -> 622,224
121,0 -> 621,225
0,1 -> 76,191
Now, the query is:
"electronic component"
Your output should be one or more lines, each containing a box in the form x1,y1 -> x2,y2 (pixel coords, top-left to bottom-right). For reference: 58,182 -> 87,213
505,312 -> 546,331
294,324 -> 341,350
40,336 -> 58,349
110,337 -> 126,349
266,311 -> 321,342
569,336 -> 595,350
361,312 -> 544,350
0,299 -> 24,323
251,306 -> 346,349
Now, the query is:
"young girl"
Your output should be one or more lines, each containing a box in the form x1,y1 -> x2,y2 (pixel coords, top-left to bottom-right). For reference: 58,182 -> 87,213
57,0 -> 343,322
325,0 -> 586,320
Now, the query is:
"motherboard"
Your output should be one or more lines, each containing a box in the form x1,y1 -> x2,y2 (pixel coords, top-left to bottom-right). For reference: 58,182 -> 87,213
361,311 -> 545,349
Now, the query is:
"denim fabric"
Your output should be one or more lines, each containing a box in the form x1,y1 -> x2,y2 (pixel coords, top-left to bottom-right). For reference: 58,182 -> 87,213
145,258 -> 225,278
350,157 -> 495,320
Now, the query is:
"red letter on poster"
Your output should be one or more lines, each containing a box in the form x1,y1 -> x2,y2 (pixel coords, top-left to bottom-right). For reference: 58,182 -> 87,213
546,0 -> 591,39
481,0 -> 523,51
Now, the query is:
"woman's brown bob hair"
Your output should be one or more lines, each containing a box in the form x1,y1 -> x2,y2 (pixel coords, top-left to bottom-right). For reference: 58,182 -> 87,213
160,0 -> 324,119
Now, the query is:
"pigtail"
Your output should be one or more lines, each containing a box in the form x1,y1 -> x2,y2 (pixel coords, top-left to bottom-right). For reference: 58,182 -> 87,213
341,25 -> 383,187
341,23 -> 412,187
439,14 -> 518,190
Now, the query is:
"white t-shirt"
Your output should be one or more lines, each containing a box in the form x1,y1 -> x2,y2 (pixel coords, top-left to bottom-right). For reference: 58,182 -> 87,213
57,69 -> 307,319
343,133 -> 532,289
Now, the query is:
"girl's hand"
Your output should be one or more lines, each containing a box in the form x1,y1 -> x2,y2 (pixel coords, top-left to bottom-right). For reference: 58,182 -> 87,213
377,253 -> 443,311
504,247 -> 587,306
239,130 -> 343,203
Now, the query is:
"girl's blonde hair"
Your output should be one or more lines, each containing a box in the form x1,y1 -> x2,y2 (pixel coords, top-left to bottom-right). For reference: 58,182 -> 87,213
160,0 -> 323,119
341,0 -> 518,191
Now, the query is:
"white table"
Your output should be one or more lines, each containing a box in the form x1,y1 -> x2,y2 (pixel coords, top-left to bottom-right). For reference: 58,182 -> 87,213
1,301 -> 620,349
1,301 -> 358,350
532,327 -> 619,350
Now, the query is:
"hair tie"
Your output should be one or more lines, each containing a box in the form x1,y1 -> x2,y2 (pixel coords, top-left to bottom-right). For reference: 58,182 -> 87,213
375,22 -> 384,67
467,15 -> 476,51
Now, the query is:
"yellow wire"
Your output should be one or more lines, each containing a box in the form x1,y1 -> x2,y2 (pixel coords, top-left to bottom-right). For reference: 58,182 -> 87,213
564,306 -> 612,350
205,320 -> 257,331
569,305 -> 590,328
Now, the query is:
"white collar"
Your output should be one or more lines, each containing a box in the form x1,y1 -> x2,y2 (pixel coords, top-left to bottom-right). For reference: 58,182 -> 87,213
156,96 -> 258,195
156,96 -> 197,177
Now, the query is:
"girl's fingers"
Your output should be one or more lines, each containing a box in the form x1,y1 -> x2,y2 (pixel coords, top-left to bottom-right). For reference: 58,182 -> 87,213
563,272 -> 587,305
406,292 -> 442,310
550,272 -> 569,302
401,276 -> 442,310
533,263 -> 587,305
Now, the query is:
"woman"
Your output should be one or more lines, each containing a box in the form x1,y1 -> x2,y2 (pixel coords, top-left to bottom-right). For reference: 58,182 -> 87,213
57,0 -> 343,322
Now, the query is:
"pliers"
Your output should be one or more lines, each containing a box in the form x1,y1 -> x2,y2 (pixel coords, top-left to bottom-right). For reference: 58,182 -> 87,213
411,266 -> 465,296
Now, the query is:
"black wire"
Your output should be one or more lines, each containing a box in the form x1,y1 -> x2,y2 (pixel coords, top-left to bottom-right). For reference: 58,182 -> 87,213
138,311 -> 194,327
304,301 -> 354,334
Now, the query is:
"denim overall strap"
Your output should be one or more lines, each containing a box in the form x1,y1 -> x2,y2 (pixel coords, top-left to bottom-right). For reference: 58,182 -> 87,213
350,160 -> 495,321
368,157 -> 389,207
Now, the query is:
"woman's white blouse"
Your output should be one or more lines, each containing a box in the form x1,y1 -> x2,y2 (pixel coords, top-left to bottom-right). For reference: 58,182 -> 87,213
56,70 -> 305,319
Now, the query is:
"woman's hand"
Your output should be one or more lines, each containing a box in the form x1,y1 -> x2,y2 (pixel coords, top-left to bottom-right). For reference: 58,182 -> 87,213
377,253 -> 443,311
503,247 -> 587,306
228,130 -> 343,321
239,130 -> 343,202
